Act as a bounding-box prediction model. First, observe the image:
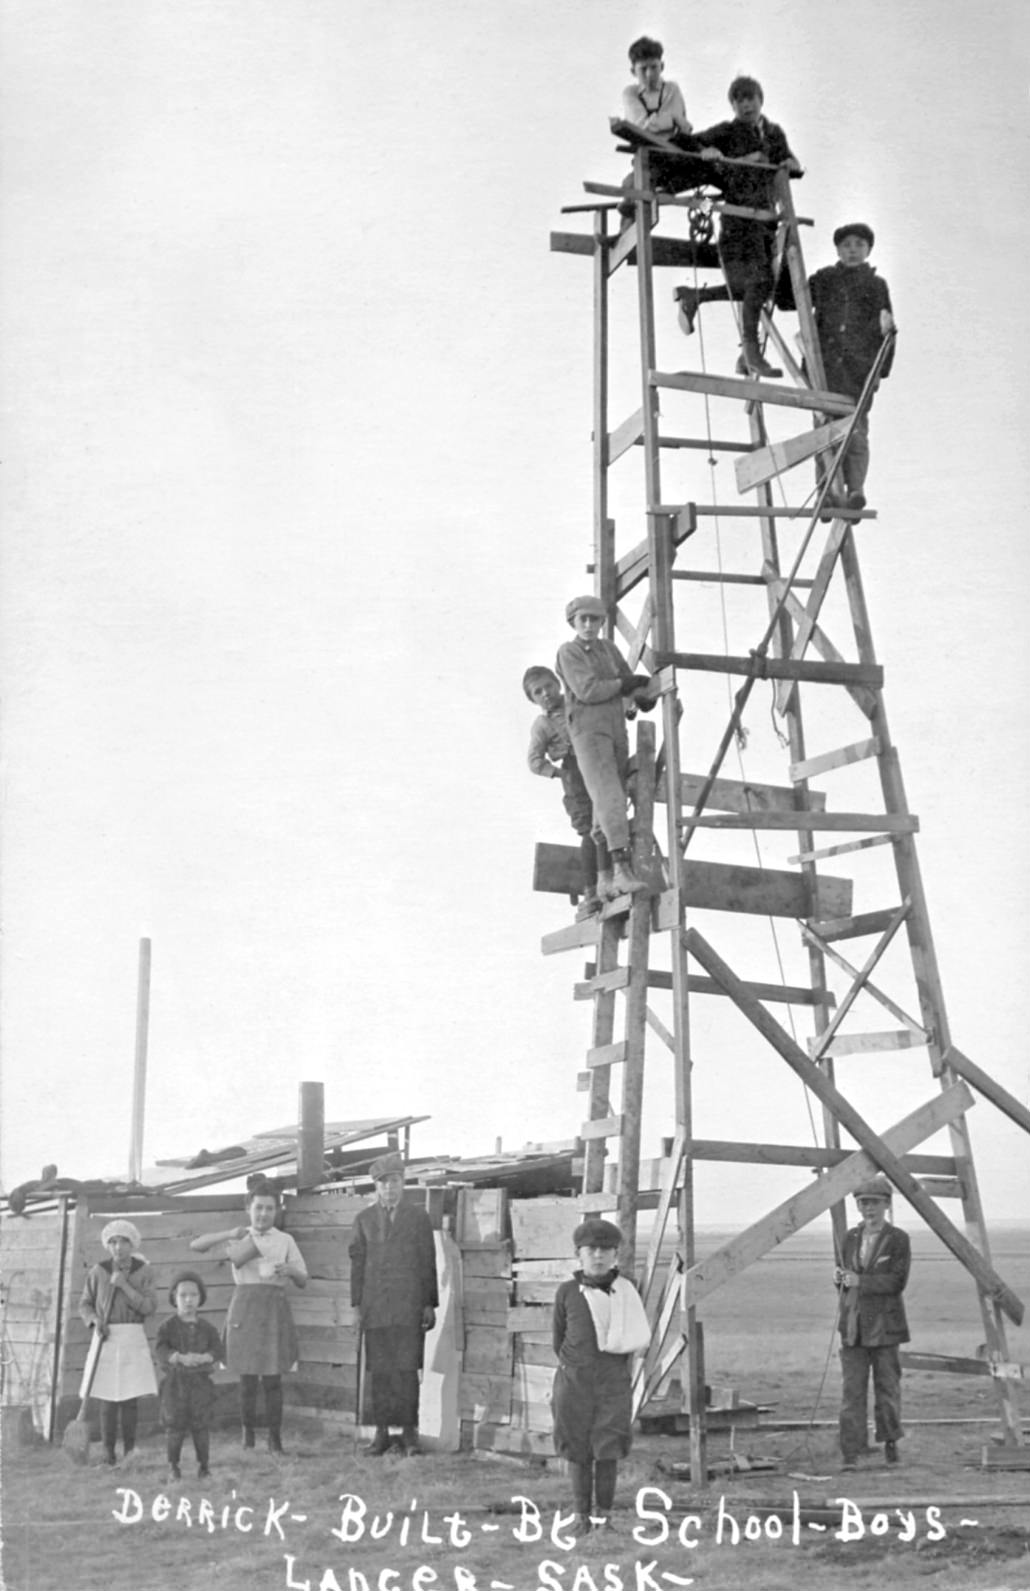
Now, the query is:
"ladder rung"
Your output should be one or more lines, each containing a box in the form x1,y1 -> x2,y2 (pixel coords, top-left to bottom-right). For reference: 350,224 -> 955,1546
586,1041 -> 629,1069
809,909 -> 903,942
916,1177 -> 964,1200
652,369 -> 855,416
686,503 -> 875,520
674,569 -> 817,589
790,738 -> 881,780
580,1115 -> 624,1141
681,812 -> 916,833
541,919 -> 602,956
788,834 -> 898,864
810,1030 -> 927,1057
656,650 -> 883,688
574,966 -> 631,999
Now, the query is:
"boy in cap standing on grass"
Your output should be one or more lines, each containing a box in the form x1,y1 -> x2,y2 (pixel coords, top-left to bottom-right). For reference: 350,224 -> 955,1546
809,223 -> 896,509
555,596 -> 656,899
552,1218 -> 651,1535
350,1152 -> 438,1456
524,664 -> 607,917
835,1175 -> 910,1470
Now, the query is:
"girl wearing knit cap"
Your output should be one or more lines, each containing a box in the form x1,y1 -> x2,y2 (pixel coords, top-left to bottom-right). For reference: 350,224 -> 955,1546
551,1219 -> 651,1535
78,1219 -> 157,1465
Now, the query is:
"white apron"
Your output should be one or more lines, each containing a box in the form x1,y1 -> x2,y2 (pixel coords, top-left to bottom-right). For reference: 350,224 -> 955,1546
82,1323 -> 158,1401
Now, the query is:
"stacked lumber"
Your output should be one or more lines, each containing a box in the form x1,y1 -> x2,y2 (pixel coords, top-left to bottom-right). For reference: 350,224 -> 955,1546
455,1188 -> 514,1447
464,1195 -> 581,1456
283,1191 -> 364,1423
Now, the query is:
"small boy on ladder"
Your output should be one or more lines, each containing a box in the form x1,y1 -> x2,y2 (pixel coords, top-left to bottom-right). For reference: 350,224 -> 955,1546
524,665 -> 607,918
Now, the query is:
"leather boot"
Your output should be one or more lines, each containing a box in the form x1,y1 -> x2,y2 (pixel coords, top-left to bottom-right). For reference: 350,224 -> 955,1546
673,286 -> 701,336
611,850 -> 646,896
739,339 -> 782,379
364,1426 -> 392,1456
575,886 -> 602,921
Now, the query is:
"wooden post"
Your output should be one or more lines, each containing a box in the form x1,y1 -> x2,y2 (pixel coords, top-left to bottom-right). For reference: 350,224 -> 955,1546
128,938 -> 151,1183
297,1081 -> 325,1190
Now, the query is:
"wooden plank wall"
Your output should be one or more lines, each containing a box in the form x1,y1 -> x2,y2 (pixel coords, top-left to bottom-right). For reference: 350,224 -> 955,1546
282,1190 -> 364,1424
59,1198 -> 244,1408
461,1193 -> 580,1456
1,1202 -> 73,1437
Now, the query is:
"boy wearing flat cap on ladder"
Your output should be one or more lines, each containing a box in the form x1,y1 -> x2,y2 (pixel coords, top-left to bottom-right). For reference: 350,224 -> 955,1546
809,222 -> 896,510
555,596 -> 657,900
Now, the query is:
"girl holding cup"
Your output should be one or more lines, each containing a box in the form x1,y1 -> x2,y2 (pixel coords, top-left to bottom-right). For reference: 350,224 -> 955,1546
191,1180 -> 307,1452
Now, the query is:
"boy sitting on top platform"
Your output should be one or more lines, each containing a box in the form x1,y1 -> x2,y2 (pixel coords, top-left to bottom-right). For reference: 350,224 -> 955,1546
617,36 -> 693,226
809,222 -> 896,510
672,75 -> 802,379
524,665 -> 607,918
555,596 -> 656,900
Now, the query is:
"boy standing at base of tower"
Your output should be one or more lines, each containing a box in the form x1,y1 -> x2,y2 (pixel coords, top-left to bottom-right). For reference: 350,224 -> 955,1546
809,222 -> 896,509
672,75 -> 801,378
524,665 -> 608,917
555,596 -> 655,899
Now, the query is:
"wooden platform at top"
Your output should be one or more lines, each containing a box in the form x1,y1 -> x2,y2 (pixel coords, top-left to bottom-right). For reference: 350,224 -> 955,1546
551,230 -> 723,269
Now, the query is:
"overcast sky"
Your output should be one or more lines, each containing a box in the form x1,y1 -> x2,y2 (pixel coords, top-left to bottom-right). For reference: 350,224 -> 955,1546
2,0 -> 1028,1289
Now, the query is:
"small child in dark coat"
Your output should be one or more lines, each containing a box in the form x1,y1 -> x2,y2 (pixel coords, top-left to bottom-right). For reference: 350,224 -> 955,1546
155,1270 -> 224,1480
524,665 -> 607,916
809,222 -> 896,509
552,1219 -> 651,1535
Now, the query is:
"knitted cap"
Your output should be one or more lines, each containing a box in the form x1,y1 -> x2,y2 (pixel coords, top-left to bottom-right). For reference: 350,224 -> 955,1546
101,1219 -> 141,1248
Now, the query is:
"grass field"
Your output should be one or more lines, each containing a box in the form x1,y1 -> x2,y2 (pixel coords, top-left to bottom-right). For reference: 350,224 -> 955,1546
3,1227 -> 1029,1591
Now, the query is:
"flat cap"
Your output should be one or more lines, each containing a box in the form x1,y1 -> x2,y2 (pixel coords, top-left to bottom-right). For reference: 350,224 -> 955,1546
833,222 -> 874,249
369,1151 -> 405,1181
854,1175 -> 892,1201
565,594 -> 607,625
573,1217 -> 623,1250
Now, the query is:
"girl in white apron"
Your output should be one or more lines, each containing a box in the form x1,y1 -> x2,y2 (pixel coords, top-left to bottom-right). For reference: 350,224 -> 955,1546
79,1219 -> 158,1464
191,1181 -> 307,1452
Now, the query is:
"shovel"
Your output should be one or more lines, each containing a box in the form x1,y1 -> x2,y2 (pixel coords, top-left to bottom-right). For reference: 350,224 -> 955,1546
62,1308 -> 110,1462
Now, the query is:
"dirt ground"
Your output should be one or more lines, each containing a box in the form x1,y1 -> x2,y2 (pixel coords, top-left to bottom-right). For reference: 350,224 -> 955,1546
4,1229 -> 1028,1591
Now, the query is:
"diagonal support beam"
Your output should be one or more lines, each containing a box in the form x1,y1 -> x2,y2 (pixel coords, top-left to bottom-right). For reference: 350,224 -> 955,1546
810,899 -> 911,1060
802,922 -> 928,1038
684,1081 -> 974,1307
615,596 -> 654,670
683,927 -> 1024,1325
774,521 -> 849,713
763,566 -> 878,720
943,1046 -> 1030,1138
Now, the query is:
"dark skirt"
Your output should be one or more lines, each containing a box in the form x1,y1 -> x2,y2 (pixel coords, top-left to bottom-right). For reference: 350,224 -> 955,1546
552,1357 -> 632,1463
224,1285 -> 298,1375
160,1369 -> 217,1431
363,1324 -> 423,1427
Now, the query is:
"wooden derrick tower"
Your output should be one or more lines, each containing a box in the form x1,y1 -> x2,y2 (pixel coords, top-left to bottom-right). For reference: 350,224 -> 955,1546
538,126 -> 1029,1481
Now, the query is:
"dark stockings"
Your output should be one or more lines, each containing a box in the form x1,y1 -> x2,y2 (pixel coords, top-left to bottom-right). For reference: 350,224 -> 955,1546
240,1374 -> 283,1444
101,1399 -> 137,1458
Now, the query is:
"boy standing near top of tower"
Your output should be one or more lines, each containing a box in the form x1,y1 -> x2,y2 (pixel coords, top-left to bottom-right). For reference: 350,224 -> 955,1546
809,222 -> 896,509
673,76 -> 801,378
524,665 -> 607,918
555,596 -> 655,899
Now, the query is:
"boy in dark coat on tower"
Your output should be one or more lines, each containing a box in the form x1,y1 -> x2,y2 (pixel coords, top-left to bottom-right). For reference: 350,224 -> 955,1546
350,1152 -> 438,1456
809,222 -> 896,509
672,75 -> 802,378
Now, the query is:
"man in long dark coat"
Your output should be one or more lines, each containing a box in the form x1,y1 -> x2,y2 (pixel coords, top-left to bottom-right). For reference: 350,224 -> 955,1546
350,1152 -> 438,1455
